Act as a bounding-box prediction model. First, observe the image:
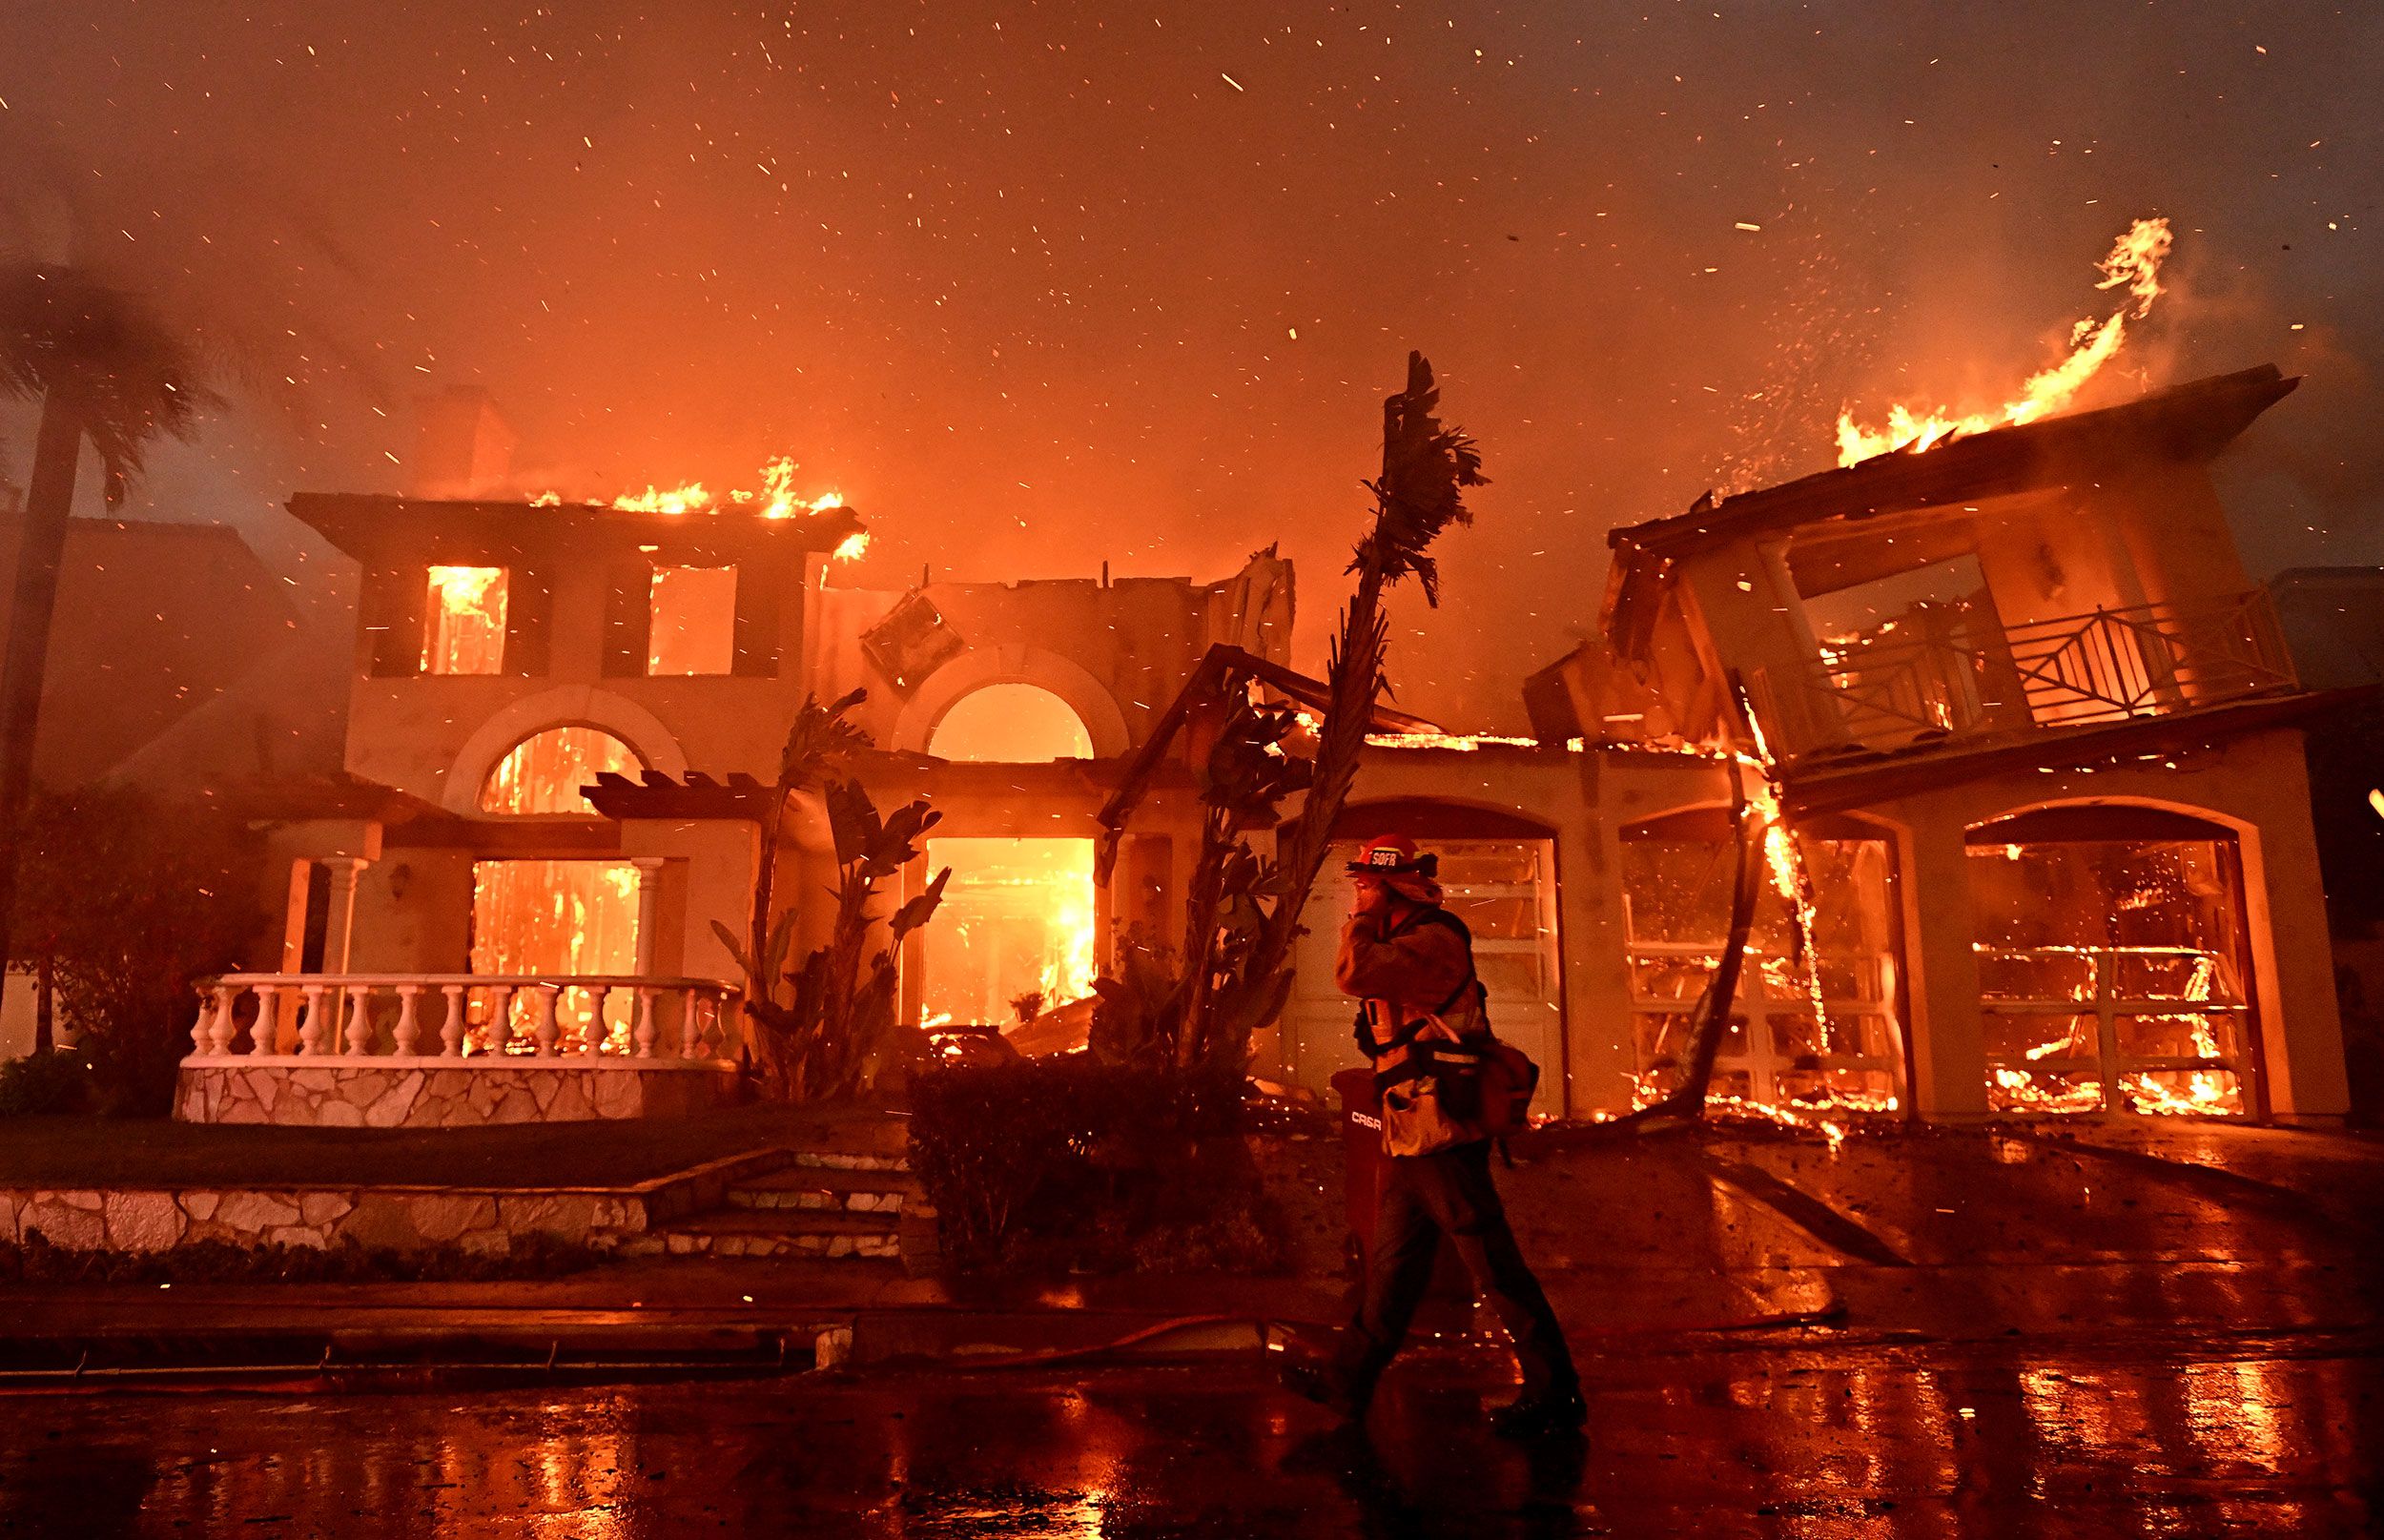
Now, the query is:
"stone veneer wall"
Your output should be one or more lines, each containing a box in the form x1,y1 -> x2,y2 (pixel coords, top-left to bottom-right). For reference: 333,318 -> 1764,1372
0,1151 -> 779,1257
175,1061 -> 740,1127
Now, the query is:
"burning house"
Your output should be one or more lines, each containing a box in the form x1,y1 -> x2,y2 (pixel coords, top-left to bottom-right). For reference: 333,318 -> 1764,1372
170,456 -> 1299,1122
165,363 -> 2352,1129
1511,363 -> 2350,1121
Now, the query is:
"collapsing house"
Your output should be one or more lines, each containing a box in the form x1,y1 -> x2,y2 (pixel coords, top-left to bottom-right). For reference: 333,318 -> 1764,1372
168,364 -> 2351,1126
1508,363 -> 2346,1120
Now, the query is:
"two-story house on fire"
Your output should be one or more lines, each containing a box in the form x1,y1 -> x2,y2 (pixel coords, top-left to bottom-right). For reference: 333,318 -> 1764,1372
174,465 -> 1297,1125
1521,363 -> 2352,1121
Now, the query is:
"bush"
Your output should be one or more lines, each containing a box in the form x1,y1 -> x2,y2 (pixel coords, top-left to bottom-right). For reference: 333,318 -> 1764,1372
907,1057 -> 1270,1273
9,791 -> 260,1117
0,1048 -> 92,1117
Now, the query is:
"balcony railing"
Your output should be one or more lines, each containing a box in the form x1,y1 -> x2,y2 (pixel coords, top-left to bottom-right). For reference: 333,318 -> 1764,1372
184,974 -> 742,1065
1753,588 -> 2297,760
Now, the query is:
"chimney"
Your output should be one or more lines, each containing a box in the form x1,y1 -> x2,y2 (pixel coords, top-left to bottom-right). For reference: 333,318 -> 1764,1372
409,388 -> 519,499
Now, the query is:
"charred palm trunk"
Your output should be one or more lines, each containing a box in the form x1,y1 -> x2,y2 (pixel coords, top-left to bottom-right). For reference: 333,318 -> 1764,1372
0,399 -> 83,1019
1176,802 -> 1235,1068
1645,766 -> 1760,1119
33,950 -> 53,1055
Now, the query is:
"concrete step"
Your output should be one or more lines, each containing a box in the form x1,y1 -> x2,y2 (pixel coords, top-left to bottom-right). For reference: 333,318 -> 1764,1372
632,1209 -> 902,1262
787,1147 -> 911,1175
728,1167 -> 919,1216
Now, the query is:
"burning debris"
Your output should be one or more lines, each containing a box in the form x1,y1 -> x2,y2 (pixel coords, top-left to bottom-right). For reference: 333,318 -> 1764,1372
1835,216 -> 2173,465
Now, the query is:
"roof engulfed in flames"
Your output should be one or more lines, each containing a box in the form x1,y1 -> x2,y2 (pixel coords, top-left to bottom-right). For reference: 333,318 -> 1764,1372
533,455 -> 865,557
1834,216 -> 2173,466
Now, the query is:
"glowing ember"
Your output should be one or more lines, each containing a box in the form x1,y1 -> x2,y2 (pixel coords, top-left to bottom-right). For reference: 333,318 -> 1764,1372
1835,216 -> 2173,465
1364,732 -> 1546,751
422,565 -> 508,675
1990,1066 -> 2106,1115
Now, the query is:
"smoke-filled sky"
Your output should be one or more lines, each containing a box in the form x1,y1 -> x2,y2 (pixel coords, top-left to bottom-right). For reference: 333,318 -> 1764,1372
2,1 -> 2377,730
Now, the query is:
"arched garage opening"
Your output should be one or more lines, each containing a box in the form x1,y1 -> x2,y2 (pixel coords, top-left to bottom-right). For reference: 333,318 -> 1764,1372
1967,804 -> 2259,1117
1277,799 -> 1567,1098
1619,807 -> 1905,1113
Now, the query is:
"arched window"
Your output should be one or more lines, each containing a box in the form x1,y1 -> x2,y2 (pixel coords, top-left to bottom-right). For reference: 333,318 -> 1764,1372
480,726 -> 642,815
928,684 -> 1094,762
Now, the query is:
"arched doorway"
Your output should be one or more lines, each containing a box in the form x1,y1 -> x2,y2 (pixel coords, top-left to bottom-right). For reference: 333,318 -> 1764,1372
1968,805 -> 2258,1117
470,726 -> 647,1051
919,687 -> 1099,1041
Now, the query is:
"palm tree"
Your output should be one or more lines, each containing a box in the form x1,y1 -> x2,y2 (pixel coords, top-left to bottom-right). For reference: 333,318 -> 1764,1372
0,263 -> 213,1027
1189,351 -> 1485,1068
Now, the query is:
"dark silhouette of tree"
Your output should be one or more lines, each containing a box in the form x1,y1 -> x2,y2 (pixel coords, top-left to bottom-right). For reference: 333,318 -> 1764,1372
713,690 -> 951,1100
0,263 -> 215,1018
1200,351 -> 1486,1069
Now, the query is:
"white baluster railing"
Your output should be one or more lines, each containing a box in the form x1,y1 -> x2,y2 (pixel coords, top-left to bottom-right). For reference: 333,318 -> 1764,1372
180,975 -> 743,1067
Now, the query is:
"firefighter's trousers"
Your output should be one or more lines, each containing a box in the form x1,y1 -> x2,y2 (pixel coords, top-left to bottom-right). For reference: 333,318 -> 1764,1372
1334,1140 -> 1579,1399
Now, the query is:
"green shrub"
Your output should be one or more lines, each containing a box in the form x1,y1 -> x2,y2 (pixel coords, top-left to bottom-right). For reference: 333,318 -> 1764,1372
0,1048 -> 92,1117
907,1057 -> 1259,1272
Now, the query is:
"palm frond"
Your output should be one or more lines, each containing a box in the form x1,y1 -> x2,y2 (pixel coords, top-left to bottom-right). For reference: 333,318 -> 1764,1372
0,262 -> 218,504
1349,352 -> 1488,607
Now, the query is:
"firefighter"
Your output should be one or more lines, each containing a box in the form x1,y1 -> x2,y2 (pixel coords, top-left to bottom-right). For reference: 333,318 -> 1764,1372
1281,833 -> 1585,1437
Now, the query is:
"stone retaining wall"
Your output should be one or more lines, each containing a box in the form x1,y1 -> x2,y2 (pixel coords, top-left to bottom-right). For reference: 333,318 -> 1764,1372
0,1150 -> 782,1258
175,1060 -> 740,1127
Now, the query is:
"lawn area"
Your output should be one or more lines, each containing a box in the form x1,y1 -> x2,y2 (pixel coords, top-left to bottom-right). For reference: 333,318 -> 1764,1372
0,1103 -> 857,1191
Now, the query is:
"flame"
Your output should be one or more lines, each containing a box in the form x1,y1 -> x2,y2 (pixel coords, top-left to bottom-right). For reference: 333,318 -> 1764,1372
922,838 -> 1099,1030
1365,732 -> 1544,751
752,455 -> 848,520
531,456 -> 848,519
1037,875 -> 1099,1009
1982,943 -> 2242,1116
612,481 -> 712,515
833,529 -> 871,563
1990,1066 -> 2105,1115
1835,216 -> 2173,466
1627,1076 -> 1899,1135
422,565 -> 508,675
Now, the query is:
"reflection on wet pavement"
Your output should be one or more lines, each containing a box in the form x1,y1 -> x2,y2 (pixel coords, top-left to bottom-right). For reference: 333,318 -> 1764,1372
2,1340 -> 2376,1538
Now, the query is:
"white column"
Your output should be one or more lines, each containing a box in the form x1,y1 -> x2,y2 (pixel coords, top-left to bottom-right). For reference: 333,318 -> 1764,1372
272,859 -> 314,1052
320,856 -> 371,973
631,857 -> 667,975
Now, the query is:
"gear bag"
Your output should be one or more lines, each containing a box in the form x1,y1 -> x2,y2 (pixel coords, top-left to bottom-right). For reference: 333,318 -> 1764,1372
1355,909 -> 1541,1155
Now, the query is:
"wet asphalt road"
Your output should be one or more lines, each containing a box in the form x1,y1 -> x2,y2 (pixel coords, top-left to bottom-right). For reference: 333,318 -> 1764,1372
2,1332 -> 2376,1538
